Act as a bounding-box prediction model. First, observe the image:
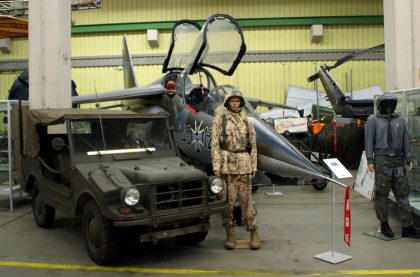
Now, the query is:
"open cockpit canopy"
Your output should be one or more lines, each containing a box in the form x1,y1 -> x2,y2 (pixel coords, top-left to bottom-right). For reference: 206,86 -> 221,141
163,14 -> 246,76
162,20 -> 201,73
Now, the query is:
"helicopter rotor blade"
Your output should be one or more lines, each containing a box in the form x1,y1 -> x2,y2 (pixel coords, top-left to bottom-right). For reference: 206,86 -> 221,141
307,72 -> 320,82
330,43 -> 385,70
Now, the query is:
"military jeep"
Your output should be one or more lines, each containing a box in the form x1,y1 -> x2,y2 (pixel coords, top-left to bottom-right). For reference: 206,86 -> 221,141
17,108 -> 226,265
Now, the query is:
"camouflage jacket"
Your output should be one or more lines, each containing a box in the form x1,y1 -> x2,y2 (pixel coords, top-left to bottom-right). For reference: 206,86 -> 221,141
211,110 -> 257,174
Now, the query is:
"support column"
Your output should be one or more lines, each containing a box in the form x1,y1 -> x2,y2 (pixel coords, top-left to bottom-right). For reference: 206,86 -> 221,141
383,0 -> 420,91
29,0 -> 71,109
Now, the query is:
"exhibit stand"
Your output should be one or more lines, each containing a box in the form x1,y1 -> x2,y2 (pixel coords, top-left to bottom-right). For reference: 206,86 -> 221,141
364,228 -> 402,241
313,158 -> 352,264
265,182 -> 283,196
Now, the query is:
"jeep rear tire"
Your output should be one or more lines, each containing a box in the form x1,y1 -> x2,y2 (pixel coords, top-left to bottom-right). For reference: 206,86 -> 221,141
32,182 -> 55,228
176,231 -> 208,246
82,200 -> 119,265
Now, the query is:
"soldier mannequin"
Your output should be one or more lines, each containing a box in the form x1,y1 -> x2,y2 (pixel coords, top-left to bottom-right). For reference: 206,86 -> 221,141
211,89 -> 260,250
365,92 -> 420,238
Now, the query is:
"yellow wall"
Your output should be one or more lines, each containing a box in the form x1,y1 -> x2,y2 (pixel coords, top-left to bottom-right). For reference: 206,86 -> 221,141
0,0 -> 385,105
72,0 -> 383,25
211,59 -> 384,104
0,72 -> 21,99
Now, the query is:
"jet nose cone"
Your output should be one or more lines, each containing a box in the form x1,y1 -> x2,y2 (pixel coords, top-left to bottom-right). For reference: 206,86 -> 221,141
251,117 -> 322,178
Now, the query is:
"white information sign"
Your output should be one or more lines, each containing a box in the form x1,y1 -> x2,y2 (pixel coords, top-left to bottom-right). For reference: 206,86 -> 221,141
323,158 -> 353,179
354,151 -> 375,200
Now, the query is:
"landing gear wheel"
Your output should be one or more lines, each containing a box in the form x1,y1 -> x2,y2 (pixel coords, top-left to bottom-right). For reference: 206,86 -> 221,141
312,179 -> 328,191
82,200 -> 119,265
32,182 -> 55,228
176,231 -> 208,245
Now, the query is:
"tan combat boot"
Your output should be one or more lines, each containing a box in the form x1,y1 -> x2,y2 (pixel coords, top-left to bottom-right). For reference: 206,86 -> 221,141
250,228 -> 260,250
225,227 -> 235,250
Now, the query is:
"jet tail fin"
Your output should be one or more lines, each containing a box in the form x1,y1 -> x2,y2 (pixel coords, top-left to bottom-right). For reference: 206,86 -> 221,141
123,35 -> 137,88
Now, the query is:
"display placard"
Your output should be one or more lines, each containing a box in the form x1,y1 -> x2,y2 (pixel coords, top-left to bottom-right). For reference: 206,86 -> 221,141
323,158 -> 352,179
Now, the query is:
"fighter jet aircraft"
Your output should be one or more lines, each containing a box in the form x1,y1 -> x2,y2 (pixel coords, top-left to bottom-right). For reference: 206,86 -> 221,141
307,44 -> 384,120
73,14 -> 324,187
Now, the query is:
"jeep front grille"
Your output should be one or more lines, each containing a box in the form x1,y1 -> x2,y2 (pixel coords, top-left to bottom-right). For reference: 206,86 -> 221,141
154,180 -> 206,213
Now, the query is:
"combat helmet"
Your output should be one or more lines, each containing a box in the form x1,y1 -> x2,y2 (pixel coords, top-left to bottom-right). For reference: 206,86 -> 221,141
224,89 -> 245,108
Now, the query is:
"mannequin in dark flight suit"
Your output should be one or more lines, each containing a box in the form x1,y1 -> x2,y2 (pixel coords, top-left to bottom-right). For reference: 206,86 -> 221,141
365,92 -> 420,238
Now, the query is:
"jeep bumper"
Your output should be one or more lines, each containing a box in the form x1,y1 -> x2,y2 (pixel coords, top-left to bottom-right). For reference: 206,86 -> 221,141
113,205 -> 226,227
138,222 -> 210,243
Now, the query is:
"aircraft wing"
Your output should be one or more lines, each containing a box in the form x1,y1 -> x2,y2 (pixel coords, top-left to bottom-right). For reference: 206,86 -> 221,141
72,84 -> 166,104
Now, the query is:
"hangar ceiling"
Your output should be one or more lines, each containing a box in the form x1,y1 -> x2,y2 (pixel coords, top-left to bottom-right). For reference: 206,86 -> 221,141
0,15 -> 27,39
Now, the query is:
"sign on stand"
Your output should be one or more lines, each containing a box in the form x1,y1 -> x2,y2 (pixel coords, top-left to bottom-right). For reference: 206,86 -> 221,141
323,158 -> 352,179
313,158 -> 352,264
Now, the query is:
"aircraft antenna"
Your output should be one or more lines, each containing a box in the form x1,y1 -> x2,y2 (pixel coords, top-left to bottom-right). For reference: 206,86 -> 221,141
94,80 -> 107,151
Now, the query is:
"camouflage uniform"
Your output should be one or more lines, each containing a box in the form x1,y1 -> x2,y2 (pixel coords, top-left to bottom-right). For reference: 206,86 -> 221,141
211,100 -> 258,231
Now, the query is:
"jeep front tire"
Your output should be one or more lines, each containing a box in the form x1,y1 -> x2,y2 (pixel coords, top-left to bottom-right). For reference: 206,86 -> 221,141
82,200 -> 119,265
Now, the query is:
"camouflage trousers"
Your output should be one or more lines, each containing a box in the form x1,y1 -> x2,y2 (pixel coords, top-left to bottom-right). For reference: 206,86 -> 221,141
222,174 -> 258,231
374,155 -> 413,227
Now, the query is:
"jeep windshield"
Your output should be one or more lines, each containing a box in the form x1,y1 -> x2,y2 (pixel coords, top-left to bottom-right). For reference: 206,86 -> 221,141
71,118 -> 172,155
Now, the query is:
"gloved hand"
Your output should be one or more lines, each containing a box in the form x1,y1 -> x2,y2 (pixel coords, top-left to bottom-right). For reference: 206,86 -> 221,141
408,162 -> 414,171
368,164 -> 375,173
251,170 -> 256,178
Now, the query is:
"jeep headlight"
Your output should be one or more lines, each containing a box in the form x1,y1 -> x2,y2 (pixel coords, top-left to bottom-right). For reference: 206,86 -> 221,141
121,187 -> 140,206
209,176 -> 223,194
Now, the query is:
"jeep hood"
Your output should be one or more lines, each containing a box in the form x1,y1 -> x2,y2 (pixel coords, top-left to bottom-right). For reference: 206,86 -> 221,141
75,157 -> 207,193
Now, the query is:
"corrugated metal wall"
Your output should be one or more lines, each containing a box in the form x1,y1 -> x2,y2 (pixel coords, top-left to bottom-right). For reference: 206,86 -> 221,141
0,72 -> 20,99
72,0 -> 383,25
245,25 -> 384,50
0,37 -> 28,60
211,59 -> 385,104
0,26 -> 384,57
0,0 -> 385,104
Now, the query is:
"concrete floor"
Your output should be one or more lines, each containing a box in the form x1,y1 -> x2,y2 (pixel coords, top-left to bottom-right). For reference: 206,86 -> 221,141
1,172 -> 420,276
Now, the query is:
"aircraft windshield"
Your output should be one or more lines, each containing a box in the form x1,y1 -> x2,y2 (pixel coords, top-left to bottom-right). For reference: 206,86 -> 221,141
187,15 -> 246,76
71,118 -> 171,155
163,21 -> 201,72
202,85 -> 256,116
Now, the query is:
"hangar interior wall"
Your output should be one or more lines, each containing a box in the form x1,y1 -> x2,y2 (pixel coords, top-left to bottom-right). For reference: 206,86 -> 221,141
0,0 -> 384,104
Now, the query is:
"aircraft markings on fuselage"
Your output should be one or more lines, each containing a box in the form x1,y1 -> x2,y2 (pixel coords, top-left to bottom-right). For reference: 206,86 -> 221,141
181,121 -> 211,152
